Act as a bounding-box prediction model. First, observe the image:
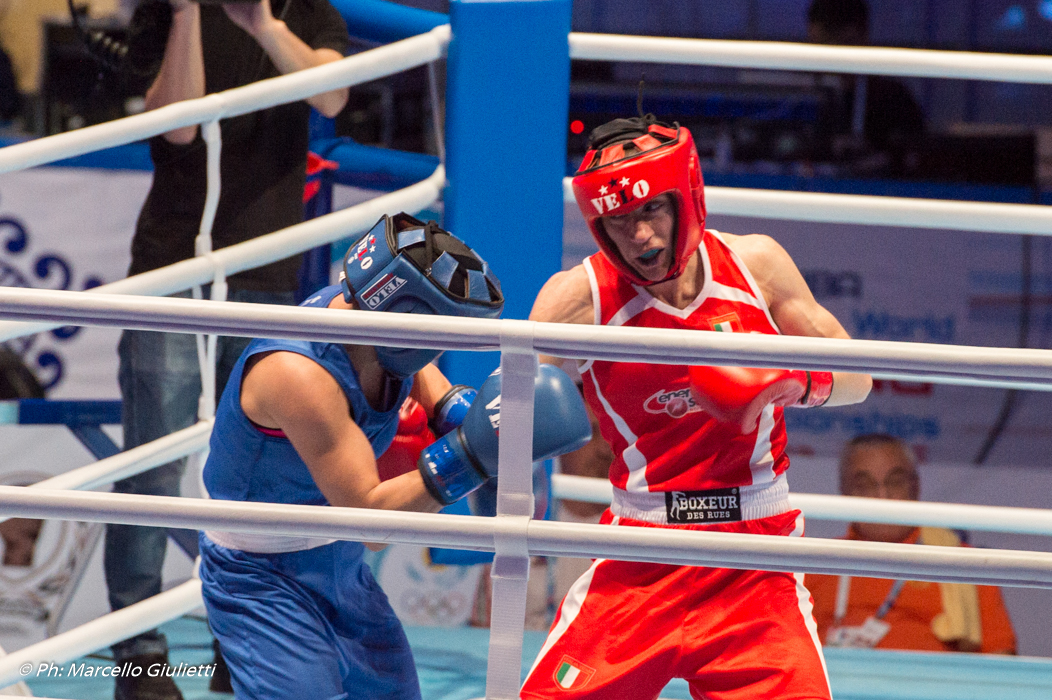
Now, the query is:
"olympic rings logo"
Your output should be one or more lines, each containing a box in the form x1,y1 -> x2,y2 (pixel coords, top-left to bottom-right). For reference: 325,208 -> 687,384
400,590 -> 468,624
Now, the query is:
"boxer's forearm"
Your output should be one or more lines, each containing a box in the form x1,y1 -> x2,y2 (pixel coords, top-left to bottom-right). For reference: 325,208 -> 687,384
826,371 -> 872,406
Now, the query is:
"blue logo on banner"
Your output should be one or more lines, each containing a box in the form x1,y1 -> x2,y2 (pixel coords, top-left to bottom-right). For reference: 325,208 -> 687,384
785,409 -> 940,441
0,209 -> 105,390
802,269 -> 862,300
851,310 -> 956,343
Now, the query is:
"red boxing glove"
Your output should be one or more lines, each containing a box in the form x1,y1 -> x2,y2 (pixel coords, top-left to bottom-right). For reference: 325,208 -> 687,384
376,397 -> 435,482
688,366 -> 833,434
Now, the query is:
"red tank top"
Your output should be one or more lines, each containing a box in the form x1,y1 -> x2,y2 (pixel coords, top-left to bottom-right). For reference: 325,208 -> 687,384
580,231 -> 791,523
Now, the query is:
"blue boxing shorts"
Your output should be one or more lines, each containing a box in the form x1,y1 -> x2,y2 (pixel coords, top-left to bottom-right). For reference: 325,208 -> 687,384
199,535 -> 421,700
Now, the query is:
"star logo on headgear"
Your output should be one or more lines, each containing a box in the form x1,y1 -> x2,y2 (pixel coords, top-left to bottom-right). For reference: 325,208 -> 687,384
353,234 -> 376,261
587,177 -> 652,216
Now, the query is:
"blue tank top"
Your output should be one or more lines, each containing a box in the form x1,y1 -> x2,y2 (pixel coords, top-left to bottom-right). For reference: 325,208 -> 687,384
203,285 -> 413,506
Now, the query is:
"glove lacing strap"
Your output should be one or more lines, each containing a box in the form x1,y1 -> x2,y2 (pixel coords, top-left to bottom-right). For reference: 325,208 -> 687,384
799,371 -> 834,408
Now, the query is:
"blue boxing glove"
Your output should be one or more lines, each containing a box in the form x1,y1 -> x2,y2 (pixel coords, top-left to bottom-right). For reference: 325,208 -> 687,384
417,364 -> 591,506
429,384 -> 476,437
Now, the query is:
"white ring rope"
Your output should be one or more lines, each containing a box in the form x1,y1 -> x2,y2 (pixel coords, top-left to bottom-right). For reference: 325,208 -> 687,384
0,580 -> 203,688
860,373 -> 1052,393
5,420 -> 1046,539
569,32 -> 1052,84
0,421 -> 214,521
552,474 -> 1052,537
0,26 -> 450,176
0,165 -> 444,343
563,179 -> 1052,238
0,288 -> 1049,386
0,487 -> 1048,588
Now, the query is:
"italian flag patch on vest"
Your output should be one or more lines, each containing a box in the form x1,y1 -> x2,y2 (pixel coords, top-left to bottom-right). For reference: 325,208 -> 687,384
710,312 -> 743,333
554,656 -> 595,689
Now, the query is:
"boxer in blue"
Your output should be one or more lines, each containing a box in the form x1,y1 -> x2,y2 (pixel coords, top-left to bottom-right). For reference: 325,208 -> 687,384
198,213 -> 590,700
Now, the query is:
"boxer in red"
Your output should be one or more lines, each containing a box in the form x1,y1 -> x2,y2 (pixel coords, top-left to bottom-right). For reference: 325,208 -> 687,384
522,116 -> 873,700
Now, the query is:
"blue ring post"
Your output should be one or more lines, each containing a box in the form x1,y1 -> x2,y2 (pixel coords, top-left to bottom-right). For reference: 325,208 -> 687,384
442,0 -> 572,388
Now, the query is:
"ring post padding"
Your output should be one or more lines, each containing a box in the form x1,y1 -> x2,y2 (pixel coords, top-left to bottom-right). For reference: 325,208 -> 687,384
327,0 -> 448,44
442,0 -> 571,390
487,324 -> 538,700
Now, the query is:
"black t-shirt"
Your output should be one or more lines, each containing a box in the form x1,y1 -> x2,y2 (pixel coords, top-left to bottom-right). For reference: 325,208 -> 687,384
130,0 -> 348,291
863,76 -> 925,150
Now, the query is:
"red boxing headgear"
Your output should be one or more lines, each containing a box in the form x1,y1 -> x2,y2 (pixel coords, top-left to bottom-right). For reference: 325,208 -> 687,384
572,121 -> 706,286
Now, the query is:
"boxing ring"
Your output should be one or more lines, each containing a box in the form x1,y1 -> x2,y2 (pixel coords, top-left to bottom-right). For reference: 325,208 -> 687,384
2,2 -> 1052,697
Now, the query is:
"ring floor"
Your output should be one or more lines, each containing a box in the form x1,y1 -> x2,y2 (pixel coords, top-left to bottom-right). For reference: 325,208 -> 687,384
23,616 -> 1052,700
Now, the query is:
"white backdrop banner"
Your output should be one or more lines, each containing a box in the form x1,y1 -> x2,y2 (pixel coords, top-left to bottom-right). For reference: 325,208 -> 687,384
0,166 -> 154,653
0,167 -> 147,399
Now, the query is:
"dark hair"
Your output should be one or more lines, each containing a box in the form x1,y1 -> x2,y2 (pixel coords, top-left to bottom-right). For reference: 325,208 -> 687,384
807,0 -> 869,34
586,114 -> 668,152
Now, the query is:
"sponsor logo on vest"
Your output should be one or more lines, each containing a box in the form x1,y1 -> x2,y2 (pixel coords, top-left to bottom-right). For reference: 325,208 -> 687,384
589,178 -> 650,215
643,387 -> 701,419
360,273 -> 407,309
554,656 -> 595,690
665,487 -> 742,523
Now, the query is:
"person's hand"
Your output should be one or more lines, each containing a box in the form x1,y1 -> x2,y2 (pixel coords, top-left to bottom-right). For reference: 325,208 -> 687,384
168,0 -> 194,12
223,0 -> 277,39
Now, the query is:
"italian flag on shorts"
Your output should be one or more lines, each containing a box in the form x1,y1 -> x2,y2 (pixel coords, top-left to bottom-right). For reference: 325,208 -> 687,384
554,656 -> 595,689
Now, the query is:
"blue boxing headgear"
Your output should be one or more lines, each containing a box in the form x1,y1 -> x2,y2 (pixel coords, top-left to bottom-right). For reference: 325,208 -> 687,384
340,213 -> 504,378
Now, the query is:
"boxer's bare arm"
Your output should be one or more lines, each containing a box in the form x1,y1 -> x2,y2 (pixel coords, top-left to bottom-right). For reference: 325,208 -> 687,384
530,266 -> 595,366
409,362 -> 453,418
241,352 -> 442,513
726,233 -> 872,406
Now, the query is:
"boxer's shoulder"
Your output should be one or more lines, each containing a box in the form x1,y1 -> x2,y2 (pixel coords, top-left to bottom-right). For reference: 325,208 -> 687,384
531,265 -> 594,326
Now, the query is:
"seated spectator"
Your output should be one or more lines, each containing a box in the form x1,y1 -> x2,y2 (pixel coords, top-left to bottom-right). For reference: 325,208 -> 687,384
807,434 -> 1017,654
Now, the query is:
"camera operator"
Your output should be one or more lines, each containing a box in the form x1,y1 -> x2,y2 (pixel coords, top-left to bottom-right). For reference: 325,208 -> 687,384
109,1 -> 347,698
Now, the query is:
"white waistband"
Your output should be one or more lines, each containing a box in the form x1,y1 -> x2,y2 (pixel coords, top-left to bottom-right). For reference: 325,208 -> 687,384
611,475 -> 792,525
204,530 -> 336,554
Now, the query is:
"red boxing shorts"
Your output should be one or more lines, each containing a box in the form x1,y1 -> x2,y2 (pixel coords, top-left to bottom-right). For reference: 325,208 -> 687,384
521,510 -> 831,700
